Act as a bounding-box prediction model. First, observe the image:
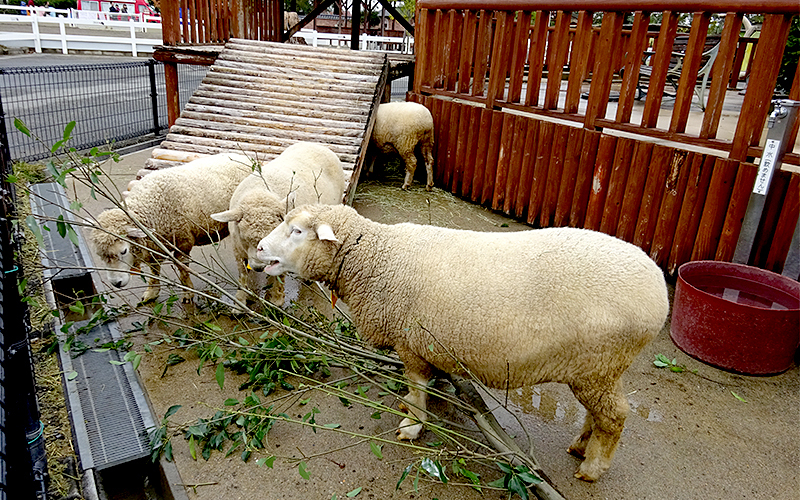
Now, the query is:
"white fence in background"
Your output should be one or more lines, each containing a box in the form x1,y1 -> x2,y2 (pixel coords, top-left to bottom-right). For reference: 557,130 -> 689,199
0,7 -> 413,56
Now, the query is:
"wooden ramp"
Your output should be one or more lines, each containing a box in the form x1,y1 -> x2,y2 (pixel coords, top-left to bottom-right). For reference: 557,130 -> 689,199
146,39 -> 388,203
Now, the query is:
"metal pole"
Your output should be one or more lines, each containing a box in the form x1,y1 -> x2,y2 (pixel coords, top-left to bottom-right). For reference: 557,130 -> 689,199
350,0 -> 361,50
732,99 -> 800,265
148,59 -> 159,135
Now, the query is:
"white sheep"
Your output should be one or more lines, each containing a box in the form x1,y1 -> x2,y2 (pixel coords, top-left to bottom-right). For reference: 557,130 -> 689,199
90,153 -> 255,303
371,101 -> 434,191
210,142 -> 345,308
256,204 -> 669,482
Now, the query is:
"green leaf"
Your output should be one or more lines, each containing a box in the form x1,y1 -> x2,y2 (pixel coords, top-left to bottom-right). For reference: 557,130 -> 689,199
496,461 -> 514,474
396,464 -> 413,490
132,353 -> 142,371
216,363 -> 225,390
731,391 -> 748,403
369,441 -> 383,460
486,477 -> 506,488
670,365 -> 684,373
420,458 -> 447,483
256,455 -> 276,468
189,435 -> 197,460
66,371 -> 78,381
68,301 -> 85,315
63,120 -> 76,141
165,404 -> 182,418
507,474 -> 529,500
298,461 -> 310,480
322,423 -> 341,429
25,215 -> 44,247
109,360 -> 126,365
5,174 -> 18,183
164,441 -> 173,462
14,117 -> 31,137
51,139 -> 65,154
370,411 -> 381,419
224,398 -> 240,406
346,487 -> 362,497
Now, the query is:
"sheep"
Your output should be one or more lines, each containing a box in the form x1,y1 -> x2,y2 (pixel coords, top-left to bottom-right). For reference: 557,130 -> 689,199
255,204 -> 669,482
371,101 -> 434,191
210,142 -> 345,309
90,153 -> 255,303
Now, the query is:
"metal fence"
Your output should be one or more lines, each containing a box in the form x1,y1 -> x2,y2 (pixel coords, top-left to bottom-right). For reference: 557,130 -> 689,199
0,60 -> 208,164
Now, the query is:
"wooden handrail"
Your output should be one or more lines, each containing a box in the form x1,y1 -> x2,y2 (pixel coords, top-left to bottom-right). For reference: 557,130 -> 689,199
418,0 -> 800,14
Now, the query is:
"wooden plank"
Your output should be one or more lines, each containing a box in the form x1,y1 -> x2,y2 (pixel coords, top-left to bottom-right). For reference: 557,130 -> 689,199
487,11 -> 514,108
714,161 -> 758,261
515,118 -> 539,218
452,103 -> 471,194
617,11 -> 651,123
730,14 -> 793,160
502,114 -> 528,214
472,107 -> 494,202
524,10 -> 550,107
432,9 -> 446,88
544,11 -> 572,110
599,136 -> 634,235
414,9 -> 435,92
540,123 -> 570,227
458,10 -> 479,94
616,141 -> 653,242
507,11 -> 533,104
633,144 -> 673,253
641,11 -> 679,128
691,157 -> 740,261
764,173 -> 800,272
461,105 -> 483,198
564,11 -> 594,114
481,110 -> 506,205
554,126 -> 585,226
444,10 -> 463,91
584,134 -> 617,230
669,12 -> 711,134
527,120 -> 555,225
667,154 -> 716,274
700,13 -> 743,139
432,97 -> 448,186
492,113 -> 517,210
471,9 -> 492,97
584,12 -> 624,129
650,150 -> 692,267
445,100 -> 463,190
570,129 -> 601,227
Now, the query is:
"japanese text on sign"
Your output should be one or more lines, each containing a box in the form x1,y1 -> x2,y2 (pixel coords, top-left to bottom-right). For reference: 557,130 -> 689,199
753,139 -> 781,196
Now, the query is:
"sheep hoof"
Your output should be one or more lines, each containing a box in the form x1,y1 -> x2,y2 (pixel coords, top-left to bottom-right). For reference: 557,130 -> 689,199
425,185 -> 432,192
567,445 -> 586,459
397,402 -> 408,413
140,291 -> 159,304
573,470 -> 597,482
574,459 -> 607,482
401,184 -> 410,191
396,418 -> 422,441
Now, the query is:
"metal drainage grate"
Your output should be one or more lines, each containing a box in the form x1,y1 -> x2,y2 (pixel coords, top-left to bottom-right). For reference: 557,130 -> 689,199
29,181 -> 155,471
62,320 -> 154,471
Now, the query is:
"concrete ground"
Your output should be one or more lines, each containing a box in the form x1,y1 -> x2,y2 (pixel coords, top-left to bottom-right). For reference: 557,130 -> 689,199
66,146 -> 799,500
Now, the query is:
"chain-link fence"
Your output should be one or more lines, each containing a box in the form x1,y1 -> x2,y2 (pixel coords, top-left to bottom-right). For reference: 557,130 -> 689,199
0,60 -> 207,164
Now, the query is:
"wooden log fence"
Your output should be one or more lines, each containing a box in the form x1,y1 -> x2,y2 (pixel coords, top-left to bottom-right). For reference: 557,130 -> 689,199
409,93 -> 800,277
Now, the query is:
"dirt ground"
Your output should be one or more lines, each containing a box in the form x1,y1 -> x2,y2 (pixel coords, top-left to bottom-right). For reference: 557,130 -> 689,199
68,148 -> 799,500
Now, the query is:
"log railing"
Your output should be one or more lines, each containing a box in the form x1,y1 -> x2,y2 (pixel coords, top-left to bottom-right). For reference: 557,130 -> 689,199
414,0 -> 800,165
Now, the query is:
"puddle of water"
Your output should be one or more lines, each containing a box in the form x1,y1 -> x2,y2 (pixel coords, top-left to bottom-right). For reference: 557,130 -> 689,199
509,386 -> 663,424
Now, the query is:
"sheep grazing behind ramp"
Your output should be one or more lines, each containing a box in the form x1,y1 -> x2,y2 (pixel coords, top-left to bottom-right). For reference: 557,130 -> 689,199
256,204 -> 669,482
211,142 -> 345,309
371,101 -> 434,191
91,153 -> 255,303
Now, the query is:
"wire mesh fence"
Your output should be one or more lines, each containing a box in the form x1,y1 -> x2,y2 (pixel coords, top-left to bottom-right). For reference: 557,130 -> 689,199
0,60 -> 208,164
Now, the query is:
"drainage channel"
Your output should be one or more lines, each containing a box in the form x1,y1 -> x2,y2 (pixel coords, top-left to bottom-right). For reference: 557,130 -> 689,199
30,182 -> 187,500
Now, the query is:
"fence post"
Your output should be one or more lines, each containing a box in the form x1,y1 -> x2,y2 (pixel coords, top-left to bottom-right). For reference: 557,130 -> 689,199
0,79 -> 12,171
31,14 -> 41,53
59,18 -> 68,54
148,60 -> 159,135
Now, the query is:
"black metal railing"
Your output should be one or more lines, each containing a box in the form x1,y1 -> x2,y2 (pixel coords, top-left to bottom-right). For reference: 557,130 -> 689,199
0,60 -> 207,164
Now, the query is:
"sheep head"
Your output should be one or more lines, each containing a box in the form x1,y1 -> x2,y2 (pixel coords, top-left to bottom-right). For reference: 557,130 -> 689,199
212,200 -> 285,272
91,208 -> 147,288
256,205 -> 340,281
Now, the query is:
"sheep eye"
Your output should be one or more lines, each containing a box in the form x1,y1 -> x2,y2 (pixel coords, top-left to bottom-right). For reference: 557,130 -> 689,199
291,227 -> 302,236
120,248 -> 128,256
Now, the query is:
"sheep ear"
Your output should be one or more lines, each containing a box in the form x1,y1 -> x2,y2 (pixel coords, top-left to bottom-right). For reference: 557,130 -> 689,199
283,191 -> 298,211
127,227 -> 147,239
316,224 -> 338,242
211,209 -> 241,223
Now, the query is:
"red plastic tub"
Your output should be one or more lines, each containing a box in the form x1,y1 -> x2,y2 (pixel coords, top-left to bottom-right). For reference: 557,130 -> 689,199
671,261 -> 800,375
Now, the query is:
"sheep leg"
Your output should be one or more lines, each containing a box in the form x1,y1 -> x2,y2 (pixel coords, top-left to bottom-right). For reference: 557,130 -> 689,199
570,380 -> 629,482
141,258 -> 161,303
396,352 -> 434,441
175,255 -> 195,303
266,275 -> 285,307
421,140 -> 434,191
567,413 -> 594,459
401,151 -> 418,191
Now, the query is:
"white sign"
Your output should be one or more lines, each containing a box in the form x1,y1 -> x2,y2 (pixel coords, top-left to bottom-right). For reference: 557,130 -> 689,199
753,139 -> 781,196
